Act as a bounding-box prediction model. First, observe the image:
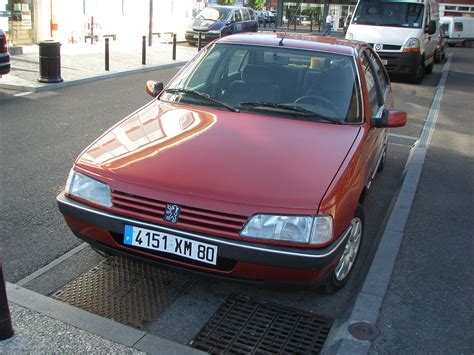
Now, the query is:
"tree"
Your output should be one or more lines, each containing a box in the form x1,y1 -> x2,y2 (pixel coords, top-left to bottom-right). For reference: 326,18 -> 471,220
217,0 -> 236,5
247,0 -> 265,10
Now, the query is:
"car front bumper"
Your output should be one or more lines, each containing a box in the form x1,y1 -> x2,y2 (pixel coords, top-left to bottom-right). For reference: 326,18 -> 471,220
185,31 -> 221,45
378,51 -> 422,75
57,192 -> 350,286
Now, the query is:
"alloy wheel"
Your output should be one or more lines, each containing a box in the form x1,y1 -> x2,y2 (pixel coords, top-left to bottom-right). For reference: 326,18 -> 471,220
335,217 -> 362,281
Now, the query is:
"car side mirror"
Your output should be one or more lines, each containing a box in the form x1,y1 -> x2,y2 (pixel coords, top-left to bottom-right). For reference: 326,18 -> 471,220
426,20 -> 436,35
374,110 -> 407,128
145,80 -> 163,97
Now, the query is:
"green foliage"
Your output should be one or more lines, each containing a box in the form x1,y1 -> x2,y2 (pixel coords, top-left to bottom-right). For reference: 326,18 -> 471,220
217,0 -> 236,5
248,0 -> 265,10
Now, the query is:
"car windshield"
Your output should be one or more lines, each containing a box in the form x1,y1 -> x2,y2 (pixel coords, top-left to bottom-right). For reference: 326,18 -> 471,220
352,1 -> 424,29
160,43 -> 362,123
196,7 -> 230,22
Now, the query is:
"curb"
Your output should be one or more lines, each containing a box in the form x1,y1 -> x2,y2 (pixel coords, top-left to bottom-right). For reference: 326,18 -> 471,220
6,283 -> 204,354
323,55 -> 453,354
0,62 -> 187,93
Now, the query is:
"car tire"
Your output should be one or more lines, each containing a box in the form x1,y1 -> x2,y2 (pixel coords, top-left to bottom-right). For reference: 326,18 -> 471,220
463,40 -> 472,48
320,205 -> 364,294
411,63 -> 425,84
448,43 -> 456,47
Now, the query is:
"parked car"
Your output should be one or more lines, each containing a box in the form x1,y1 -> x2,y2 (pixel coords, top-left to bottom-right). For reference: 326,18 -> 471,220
434,26 -> 446,63
185,6 -> 257,45
57,33 -> 407,292
440,16 -> 474,48
255,10 -> 266,25
265,11 -> 276,24
0,29 -> 11,77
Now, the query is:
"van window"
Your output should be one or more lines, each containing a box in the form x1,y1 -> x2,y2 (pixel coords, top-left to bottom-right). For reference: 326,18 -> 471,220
352,1 -> 424,29
454,22 -> 463,32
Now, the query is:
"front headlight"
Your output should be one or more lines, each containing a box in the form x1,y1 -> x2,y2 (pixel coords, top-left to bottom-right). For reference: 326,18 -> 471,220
241,215 -> 333,245
207,30 -> 221,35
65,170 -> 112,207
403,38 -> 420,52
346,32 -> 354,40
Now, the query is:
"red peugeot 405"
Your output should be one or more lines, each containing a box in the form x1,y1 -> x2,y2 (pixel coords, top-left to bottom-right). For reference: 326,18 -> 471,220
57,33 -> 406,292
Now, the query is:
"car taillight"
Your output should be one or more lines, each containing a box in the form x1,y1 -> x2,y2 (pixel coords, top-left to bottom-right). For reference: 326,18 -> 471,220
1,33 -> 7,53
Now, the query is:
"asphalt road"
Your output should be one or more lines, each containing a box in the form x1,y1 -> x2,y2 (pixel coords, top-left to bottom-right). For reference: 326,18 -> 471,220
0,55 -> 449,347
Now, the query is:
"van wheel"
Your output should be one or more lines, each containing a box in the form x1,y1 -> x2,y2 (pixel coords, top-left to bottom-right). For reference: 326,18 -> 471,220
411,64 -> 425,84
320,205 -> 364,294
463,40 -> 472,48
448,43 -> 456,47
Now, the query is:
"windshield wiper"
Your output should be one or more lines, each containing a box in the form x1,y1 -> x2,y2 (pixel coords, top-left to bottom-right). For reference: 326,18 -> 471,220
239,102 -> 342,124
164,88 -> 239,112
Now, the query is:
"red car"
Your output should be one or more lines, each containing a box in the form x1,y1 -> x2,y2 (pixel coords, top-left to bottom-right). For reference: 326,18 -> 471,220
57,33 -> 406,292
0,29 -> 10,77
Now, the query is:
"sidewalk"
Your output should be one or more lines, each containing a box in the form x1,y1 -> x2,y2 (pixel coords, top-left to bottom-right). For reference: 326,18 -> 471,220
333,49 -> 474,354
0,39 -> 198,92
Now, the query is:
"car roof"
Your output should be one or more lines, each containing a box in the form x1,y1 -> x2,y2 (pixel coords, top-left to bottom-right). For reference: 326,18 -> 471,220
215,33 -> 365,56
208,5 -> 248,10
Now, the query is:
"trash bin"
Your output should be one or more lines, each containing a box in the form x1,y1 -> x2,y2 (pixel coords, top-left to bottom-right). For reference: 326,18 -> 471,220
38,40 -> 63,83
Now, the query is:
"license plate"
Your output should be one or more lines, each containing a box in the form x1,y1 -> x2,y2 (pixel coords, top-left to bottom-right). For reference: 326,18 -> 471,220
193,34 -> 205,39
381,59 -> 388,65
124,225 -> 218,265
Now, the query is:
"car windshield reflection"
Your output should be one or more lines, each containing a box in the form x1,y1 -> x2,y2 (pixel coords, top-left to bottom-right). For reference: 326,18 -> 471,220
160,43 -> 362,123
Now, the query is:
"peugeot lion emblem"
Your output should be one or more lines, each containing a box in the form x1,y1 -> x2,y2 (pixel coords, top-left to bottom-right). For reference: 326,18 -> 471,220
164,203 -> 181,223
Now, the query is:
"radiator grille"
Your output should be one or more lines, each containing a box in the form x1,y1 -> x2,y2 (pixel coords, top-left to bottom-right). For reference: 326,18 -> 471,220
110,190 -> 248,239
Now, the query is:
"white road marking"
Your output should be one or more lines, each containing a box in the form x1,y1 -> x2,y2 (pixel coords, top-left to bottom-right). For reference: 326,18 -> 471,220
14,91 -> 33,97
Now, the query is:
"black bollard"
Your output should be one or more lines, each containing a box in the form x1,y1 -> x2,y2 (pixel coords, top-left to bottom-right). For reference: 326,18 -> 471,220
142,36 -> 146,65
105,38 -> 109,71
294,17 -> 297,31
197,32 -> 202,51
38,40 -> 63,83
90,16 -> 94,44
0,264 -> 13,341
310,13 -> 313,32
172,33 -> 176,60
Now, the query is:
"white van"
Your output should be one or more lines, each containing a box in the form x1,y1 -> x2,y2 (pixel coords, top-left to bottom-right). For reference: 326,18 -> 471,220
345,0 -> 439,84
440,17 -> 474,47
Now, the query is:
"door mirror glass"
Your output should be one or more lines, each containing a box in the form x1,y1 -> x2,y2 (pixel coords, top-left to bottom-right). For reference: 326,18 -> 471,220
145,80 -> 163,97
374,110 -> 407,128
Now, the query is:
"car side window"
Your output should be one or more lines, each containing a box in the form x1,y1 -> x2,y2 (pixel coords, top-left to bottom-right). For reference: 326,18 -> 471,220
234,10 -> 242,22
365,49 -> 389,95
361,51 -> 382,116
242,9 -> 250,21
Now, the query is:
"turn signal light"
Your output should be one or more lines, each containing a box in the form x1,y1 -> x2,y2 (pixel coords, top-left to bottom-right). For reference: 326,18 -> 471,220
403,47 -> 420,53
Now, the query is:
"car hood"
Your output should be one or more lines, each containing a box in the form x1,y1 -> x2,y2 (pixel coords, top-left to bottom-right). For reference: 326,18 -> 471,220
347,24 -> 421,46
76,101 -> 360,210
192,19 -> 224,31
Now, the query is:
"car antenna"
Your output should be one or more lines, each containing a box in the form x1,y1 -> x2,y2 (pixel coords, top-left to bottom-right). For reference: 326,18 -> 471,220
280,0 -> 302,46
278,32 -> 287,46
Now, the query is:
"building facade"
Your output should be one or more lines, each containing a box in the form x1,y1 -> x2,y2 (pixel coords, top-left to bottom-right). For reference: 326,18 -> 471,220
276,0 -> 357,30
439,0 -> 474,17
1,0 -> 196,47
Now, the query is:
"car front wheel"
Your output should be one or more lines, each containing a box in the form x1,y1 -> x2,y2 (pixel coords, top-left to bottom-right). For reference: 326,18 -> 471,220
321,205 -> 364,293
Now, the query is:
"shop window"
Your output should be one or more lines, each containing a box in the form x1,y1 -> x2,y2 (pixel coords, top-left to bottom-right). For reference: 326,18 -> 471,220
454,22 -> 463,32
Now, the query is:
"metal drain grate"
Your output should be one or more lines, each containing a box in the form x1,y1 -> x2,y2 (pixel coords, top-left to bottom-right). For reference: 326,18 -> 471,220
52,256 -> 194,329
190,294 -> 333,354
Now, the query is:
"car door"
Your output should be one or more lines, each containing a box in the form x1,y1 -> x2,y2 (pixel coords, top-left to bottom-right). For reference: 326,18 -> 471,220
233,9 -> 244,33
361,48 -> 391,186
